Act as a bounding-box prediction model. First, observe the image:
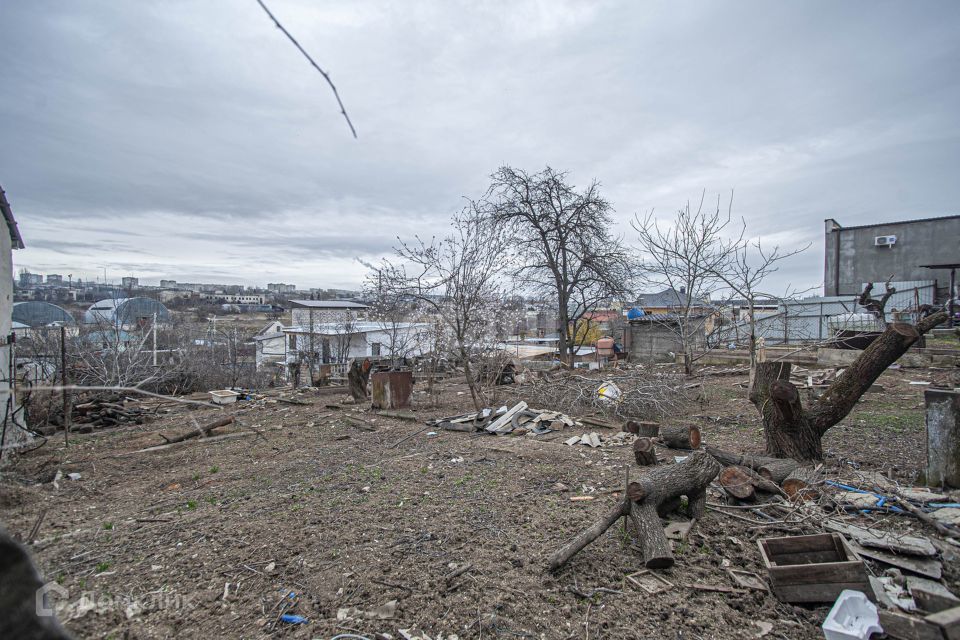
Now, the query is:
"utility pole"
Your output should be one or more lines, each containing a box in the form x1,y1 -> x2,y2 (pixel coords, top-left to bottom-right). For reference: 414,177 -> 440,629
152,312 -> 157,366
60,325 -> 70,446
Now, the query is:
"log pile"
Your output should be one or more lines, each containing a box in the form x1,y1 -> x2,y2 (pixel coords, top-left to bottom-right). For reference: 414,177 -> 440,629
70,397 -> 151,431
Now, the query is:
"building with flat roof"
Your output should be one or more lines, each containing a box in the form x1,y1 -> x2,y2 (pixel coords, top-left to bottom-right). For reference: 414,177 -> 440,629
824,215 -> 960,300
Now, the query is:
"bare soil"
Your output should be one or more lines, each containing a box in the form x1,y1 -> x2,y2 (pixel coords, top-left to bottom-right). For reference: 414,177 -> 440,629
1,364 -> 957,640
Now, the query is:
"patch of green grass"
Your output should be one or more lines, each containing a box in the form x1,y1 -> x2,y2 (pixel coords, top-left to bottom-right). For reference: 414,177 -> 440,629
192,472 -> 200,482
186,500 -> 198,510
102,522 -> 113,530
857,411 -> 922,433
206,496 -> 217,505
209,465 -> 219,474
95,561 -> 111,573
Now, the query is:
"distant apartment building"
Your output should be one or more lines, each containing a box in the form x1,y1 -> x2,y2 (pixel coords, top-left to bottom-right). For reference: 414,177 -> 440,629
18,271 -> 42,287
46,274 -> 63,285
199,292 -> 265,305
159,279 -> 177,288
267,283 -> 296,293
121,276 -> 139,288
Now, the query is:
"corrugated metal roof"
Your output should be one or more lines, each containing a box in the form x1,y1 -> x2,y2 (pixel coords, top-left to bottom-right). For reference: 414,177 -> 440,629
290,300 -> 369,309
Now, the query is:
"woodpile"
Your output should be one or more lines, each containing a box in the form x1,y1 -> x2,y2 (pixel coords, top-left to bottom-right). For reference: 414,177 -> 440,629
70,397 -> 152,431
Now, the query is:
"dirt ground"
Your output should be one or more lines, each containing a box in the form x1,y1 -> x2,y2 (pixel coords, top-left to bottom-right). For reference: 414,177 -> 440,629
1,364 -> 958,640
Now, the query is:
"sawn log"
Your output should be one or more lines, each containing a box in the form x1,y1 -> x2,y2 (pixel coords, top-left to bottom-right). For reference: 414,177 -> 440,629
547,451 -> 721,571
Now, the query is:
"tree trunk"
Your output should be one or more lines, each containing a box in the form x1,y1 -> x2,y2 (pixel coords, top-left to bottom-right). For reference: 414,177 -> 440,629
705,446 -> 780,471
630,500 -> 673,568
757,458 -> 801,484
347,359 -> 370,402
782,466 -> 822,501
661,424 -> 701,450
633,437 -> 657,466
748,313 -> 948,461
547,451 -> 721,571
718,466 -> 755,501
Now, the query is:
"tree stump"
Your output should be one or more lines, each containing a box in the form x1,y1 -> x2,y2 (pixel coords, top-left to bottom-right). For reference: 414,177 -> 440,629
749,314 -> 947,460
633,437 -> 657,466
926,389 -> 960,488
347,359 -> 372,402
661,425 -> 701,450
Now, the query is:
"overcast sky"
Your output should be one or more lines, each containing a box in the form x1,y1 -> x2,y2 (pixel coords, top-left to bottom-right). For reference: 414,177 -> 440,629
2,0 -> 958,293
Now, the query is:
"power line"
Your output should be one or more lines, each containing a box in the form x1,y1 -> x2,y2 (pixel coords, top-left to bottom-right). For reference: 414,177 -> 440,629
254,0 -> 358,138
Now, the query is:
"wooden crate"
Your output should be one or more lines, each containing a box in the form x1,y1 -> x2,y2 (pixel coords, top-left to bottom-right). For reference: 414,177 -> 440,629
758,533 -> 870,603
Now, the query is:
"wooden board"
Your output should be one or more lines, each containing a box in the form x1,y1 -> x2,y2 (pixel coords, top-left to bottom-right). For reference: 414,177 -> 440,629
826,521 -> 937,557
850,541 -> 943,580
879,610 -> 946,640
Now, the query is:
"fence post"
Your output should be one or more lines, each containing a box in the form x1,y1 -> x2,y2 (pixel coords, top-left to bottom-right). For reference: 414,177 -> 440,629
61,325 -> 70,446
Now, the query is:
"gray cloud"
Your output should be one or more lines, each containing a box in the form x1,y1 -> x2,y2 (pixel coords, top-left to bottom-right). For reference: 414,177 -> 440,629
2,0 -> 958,291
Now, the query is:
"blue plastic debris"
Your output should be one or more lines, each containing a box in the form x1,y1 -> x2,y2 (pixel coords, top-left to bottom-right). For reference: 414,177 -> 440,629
825,480 -> 904,513
279,614 -> 308,624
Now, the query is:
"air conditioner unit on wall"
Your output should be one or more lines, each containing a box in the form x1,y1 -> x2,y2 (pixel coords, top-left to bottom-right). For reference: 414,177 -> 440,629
874,235 -> 897,247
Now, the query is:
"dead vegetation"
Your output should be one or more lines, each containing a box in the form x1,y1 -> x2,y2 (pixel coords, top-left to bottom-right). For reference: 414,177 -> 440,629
0,359 -> 958,639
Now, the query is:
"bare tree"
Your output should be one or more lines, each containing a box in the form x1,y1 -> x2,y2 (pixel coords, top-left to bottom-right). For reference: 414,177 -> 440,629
632,194 -> 730,374
378,204 -> 509,409
362,268 -> 427,368
489,166 -> 633,364
710,231 -> 809,370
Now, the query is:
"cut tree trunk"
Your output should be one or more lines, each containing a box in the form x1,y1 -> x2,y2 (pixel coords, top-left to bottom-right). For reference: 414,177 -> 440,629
748,311 -> 947,462
782,467 -> 822,501
719,466 -> 756,501
717,465 -> 783,501
160,416 -> 235,444
626,420 -> 660,437
661,424 -> 701,450
547,451 -> 721,571
347,359 -> 371,402
633,437 -> 658,466
705,446 -> 780,471
757,458 -> 801,484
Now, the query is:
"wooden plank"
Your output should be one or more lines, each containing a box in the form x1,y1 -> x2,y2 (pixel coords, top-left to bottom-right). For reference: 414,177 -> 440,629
927,606 -> 960,640
761,533 -> 843,556
767,549 -> 848,565
773,581 -> 871,604
879,610 -> 946,640
826,521 -> 937,557
909,577 -> 960,614
768,560 -> 867,585
850,542 -> 943,580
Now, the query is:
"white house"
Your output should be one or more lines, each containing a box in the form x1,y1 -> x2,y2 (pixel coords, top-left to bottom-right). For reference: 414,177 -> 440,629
252,320 -> 287,369
253,320 -> 430,370
0,185 -> 27,458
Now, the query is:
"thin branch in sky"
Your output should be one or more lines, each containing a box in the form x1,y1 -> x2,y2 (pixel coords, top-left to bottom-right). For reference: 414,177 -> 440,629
254,0 -> 358,138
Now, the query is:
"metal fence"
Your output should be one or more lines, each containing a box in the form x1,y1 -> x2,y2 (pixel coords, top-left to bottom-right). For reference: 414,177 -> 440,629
715,281 -> 936,346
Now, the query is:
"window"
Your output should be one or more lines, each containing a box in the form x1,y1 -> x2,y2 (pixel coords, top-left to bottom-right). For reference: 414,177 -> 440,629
371,342 -> 382,356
